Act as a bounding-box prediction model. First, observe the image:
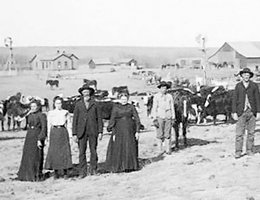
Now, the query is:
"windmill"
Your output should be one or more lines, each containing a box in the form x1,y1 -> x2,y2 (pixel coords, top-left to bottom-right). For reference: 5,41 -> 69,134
4,37 -> 15,71
195,34 -> 208,85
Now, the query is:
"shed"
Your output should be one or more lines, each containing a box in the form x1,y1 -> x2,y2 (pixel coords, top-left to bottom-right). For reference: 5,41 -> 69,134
88,58 -> 113,69
117,58 -> 137,67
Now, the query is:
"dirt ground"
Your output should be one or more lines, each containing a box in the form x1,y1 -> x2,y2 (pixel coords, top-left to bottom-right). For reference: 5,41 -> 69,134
0,68 -> 260,200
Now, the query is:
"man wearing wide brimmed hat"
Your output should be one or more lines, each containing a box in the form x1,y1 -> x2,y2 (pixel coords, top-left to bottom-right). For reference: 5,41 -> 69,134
72,84 -> 103,177
232,67 -> 260,159
151,81 -> 175,155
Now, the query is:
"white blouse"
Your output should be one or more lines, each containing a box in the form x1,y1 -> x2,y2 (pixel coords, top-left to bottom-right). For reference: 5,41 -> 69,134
47,109 -> 69,134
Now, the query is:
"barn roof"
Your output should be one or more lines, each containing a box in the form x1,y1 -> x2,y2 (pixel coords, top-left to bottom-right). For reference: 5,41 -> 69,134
117,58 -> 136,64
89,58 -> 113,65
209,42 -> 260,59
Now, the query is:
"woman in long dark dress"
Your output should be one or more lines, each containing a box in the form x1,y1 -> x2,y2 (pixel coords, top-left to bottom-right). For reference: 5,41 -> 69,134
106,91 -> 141,173
45,96 -> 72,179
17,100 -> 47,181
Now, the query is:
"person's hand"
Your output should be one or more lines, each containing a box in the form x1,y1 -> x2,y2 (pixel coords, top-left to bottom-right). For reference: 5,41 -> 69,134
256,113 -> 260,121
73,135 -> 78,143
135,132 -> 139,141
98,133 -> 103,141
153,119 -> 159,128
37,140 -> 43,149
232,113 -> 238,121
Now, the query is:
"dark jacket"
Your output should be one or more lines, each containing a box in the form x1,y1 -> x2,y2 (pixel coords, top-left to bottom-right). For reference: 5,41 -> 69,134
232,80 -> 260,117
72,98 -> 103,139
28,111 -> 47,141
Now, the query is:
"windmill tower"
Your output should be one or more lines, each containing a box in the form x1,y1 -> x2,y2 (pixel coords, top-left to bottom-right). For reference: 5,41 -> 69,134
4,37 -> 15,72
195,34 -> 208,85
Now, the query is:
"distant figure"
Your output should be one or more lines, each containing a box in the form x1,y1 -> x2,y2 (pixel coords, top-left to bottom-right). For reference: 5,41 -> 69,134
17,100 -> 47,181
106,91 -> 140,173
45,96 -> 73,179
232,68 -> 260,159
151,81 -> 175,155
72,85 -> 103,178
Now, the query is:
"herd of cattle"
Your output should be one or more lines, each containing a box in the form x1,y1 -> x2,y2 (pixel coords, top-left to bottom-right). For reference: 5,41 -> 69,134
0,78 -> 235,147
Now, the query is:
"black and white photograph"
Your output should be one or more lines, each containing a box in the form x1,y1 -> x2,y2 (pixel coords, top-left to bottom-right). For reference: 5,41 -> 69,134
1,0 -> 260,199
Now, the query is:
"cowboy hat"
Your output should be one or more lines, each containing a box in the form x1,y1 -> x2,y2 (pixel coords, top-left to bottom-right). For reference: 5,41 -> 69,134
78,84 -> 95,95
239,67 -> 254,78
157,81 -> 171,89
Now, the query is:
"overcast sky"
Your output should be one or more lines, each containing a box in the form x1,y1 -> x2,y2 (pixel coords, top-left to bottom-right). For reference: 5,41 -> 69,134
0,0 -> 259,47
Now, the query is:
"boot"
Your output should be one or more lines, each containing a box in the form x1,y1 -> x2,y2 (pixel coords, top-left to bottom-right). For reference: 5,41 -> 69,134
158,139 -> 164,154
54,170 -> 59,180
165,139 -> 172,155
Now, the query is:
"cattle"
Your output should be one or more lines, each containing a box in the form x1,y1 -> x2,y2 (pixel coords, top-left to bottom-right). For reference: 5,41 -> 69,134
94,90 -> 109,100
83,79 -> 97,90
46,80 -> 59,88
146,75 -> 162,85
167,88 -> 195,149
200,89 -> 234,125
5,99 -> 30,131
62,94 -> 144,130
0,101 -> 7,131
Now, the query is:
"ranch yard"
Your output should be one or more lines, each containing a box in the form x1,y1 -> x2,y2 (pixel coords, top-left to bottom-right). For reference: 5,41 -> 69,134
1,68 -> 260,200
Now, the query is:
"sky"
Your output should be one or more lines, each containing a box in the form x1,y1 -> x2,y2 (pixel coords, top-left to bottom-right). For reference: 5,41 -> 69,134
0,0 -> 260,47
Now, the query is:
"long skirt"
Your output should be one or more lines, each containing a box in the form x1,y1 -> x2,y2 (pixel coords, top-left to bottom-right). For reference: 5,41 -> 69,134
45,127 -> 72,170
17,129 -> 44,181
105,117 -> 139,173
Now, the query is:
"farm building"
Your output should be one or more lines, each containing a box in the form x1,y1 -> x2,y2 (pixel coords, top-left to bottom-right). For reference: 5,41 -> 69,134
116,58 -> 137,67
29,51 -> 79,71
208,42 -> 260,70
175,57 -> 203,69
88,58 -> 113,69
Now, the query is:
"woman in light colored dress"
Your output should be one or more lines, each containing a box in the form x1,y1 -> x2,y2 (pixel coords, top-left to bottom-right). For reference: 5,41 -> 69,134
45,96 -> 72,179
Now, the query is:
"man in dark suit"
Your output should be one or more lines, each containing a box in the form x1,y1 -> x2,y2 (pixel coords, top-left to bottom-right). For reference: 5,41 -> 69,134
72,85 -> 103,177
232,67 -> 260,159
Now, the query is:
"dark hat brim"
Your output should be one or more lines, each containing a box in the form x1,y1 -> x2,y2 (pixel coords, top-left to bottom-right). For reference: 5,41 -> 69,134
78,85 -> 95,95
239,71 -> 254,78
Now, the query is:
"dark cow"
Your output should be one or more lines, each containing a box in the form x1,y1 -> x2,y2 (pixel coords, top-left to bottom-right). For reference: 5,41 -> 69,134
200,90 -> 234,125
83,79 -> 97,90
0,100 -> 8,131
94,90 -> 109,100
46,80 -> 59,88
167,89 -> 195,149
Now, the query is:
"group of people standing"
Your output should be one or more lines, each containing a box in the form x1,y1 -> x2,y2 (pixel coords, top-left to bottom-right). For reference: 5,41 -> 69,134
16,67 -> 260,181
17,84 -> 141,181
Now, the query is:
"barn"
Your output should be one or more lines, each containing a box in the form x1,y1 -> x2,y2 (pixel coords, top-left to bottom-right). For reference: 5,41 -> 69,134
29,51 -> 79,71
88,58 -> 113,69
208,42 -> 260,70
